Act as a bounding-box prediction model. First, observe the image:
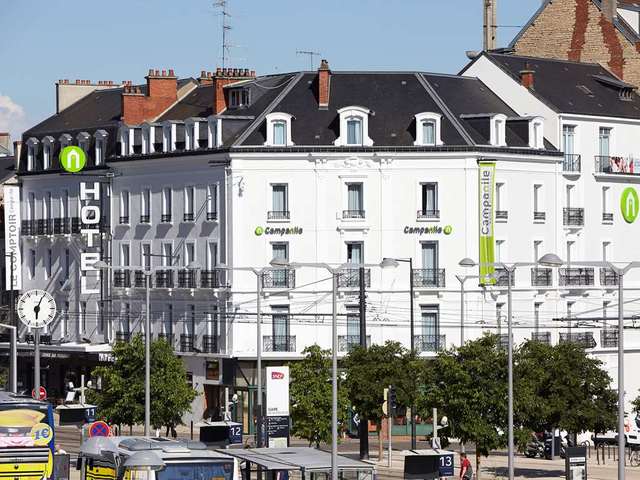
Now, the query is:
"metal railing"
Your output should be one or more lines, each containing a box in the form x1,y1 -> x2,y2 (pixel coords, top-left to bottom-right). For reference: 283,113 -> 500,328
139,215 -> 150,224
161,214 -> 172,223
202,335 -> 219,353
531,268 -> 552,287
206,211 -> 218,221
36,219 -> 53,235
493,268 -> 515,287
177,270 -> 197,289
24,218 -> 89,235
412,268 -> 446,288
416,209 -> 440,220
261,269 -> 296,289
533,211 -> 546,221
495,210 -> 508,220
601,328 -> 618,348
180,334 -> 195,352
602,212 -> 613,223
134,270 -> 147,288
263,335 -> 296,352
563,207 -> 584,226
498,334 -> 509,349
183,213 -> 195,222
337,268 -> 371,288
53,218 -> 70,234
155,270 -> 174,288
414,334 -> 446,353
114,270 -> 131,288
559,268 -> 595,286
338,335 -> 372,352
563,154 -> 581,173
119,216 -> 129,224
268,211 -> 290,220
531,332 -> 551,344
559,332 -> 596,349
593,155 -> 631,174
201,269 -> 225,288
115,331 -> 130,342
600,268 -> 619,286
21,220 -> 35,236
342,209 -> 365,219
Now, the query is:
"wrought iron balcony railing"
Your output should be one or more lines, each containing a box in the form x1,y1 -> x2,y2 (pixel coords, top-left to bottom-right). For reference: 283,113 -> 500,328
134,270 -> 148,288
563,207 -> 584,226
263,335 -> 296,352
600,268 -> 619,286
495,210 -> 508,220
342,209 -> 365,219
180,334 -> 195,352
155,270 -> 174,288
115,331 -> 130,342
602,212 -> 613,223
416,209 -> 440,220
563,154 -> 581,173
531,331 -> 551,345
114,270 -> 131,288
206,211 -> 218,221
261,269 -> 296,289
601,328 -> 618,348
53,218 -> 70,234
119,216 -> 129,224
338,335 -> 372,352
161,214 -> 172,223
559,268 -> 594,286
201,269 -> 225,288
36,219 -> 53,235
203,335 -> 219,353
71,217 -> 82,234
594,155 -> 629,174
559,332 -> 596,349
268,211 -> 290,220
21,220 -> 35,236
140,215 -> 150,224
414,334 -> 446,353
177,269 -> 197,289
337,268 -> 371,288
531,268 -> 552,287
533,211 -> 546,221
412,269 -> 446,288
493,268 -> 515,287
183,213 -> 195,222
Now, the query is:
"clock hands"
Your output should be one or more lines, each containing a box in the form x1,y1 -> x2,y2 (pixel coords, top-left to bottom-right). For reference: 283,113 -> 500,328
33,293 -> 47,321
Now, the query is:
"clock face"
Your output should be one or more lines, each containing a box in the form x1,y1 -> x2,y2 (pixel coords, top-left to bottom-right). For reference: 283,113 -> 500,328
17,289 -> 57,329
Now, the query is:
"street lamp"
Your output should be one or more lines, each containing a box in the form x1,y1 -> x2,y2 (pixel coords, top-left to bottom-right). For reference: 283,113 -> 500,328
456,258 -> 478,347
539,253 -> 640,480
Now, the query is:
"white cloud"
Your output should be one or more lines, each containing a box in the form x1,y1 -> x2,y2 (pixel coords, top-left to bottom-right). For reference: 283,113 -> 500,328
0,94 -> 28,145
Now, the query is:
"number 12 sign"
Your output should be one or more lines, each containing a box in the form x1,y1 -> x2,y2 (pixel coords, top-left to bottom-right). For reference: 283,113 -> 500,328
439,454 -> 454,477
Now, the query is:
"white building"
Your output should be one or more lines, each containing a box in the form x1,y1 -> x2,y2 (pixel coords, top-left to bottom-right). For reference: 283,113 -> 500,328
12,58 -> 640,430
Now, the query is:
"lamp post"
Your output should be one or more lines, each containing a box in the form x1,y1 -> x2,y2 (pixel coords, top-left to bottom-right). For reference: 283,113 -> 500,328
456,258 -> 479,347
539,253 -> 640,480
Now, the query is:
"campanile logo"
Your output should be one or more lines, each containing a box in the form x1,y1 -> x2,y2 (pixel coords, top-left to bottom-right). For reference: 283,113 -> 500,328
621,187 -> 639,224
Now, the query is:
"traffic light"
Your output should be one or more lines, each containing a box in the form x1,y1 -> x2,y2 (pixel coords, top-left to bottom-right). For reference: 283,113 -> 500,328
388,386 -> 397,415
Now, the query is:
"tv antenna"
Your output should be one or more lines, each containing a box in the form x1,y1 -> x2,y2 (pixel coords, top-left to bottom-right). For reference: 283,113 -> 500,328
214,0 -> 233,69
296,50 -> 321,70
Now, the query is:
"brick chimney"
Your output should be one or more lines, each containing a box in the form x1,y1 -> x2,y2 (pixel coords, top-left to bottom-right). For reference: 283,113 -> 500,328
519,63 -> 535,89
602,0 -> 617,21
121,69 -> 178,125
56,78 -> 115,113
211,67 -> 256,114
318,59 -> 331,109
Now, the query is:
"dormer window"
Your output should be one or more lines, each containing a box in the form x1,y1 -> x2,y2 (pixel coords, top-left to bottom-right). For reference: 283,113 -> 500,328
490,114 -> 507,147
335,106 -> 373,147
162,122 -> 176,152
42,136 -> 54,170
26,137 -> 39,172
119,127 -> 134,156
207,116 -> 221,148
94,130 -> 108,165
265,113 -> 294,146
77,132 -> 90,154
229,88 -> 250,108
141,123 -> 155,154
59,133 -> 72,149
185,119 -> 200,151
528,117 -> 544,149
414,112 -> 443,146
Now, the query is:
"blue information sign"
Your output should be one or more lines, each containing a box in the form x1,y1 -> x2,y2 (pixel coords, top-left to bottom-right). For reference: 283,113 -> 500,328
228,424 -> 242,444
439,454 -> 454,477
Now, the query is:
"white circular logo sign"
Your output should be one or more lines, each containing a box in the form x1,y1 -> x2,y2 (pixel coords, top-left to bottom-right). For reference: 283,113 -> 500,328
17,289 -> 57,329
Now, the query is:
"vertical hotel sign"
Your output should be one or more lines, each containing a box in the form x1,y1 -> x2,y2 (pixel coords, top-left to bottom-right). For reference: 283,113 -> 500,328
478,161 -> 496,285
4,185 -> 21,290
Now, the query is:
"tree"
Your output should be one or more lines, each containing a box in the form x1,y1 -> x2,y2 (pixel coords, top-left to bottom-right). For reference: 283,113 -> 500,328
289,345 -> 349,447
88,335 -> 197,431
421,334 -> 507,479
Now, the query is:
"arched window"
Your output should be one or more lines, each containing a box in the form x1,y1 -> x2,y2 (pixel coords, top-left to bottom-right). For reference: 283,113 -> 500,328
94,130 -> 108,165
528,117 -> 544,149
265,113 -> 294,146
414,112 -> 443,146
41,136 -> 54,170
25,137 -> 39,171
490,114 -> 507,147
335,106 -> 373,146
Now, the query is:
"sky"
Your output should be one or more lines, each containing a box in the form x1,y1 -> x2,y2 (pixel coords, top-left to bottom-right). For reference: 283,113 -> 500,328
0,0 -> 542,142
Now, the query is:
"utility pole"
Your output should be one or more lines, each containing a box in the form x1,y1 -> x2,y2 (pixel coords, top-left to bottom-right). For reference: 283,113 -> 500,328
214,0 -> 233,69
358,266 -> 369,460
483,0 -> 498,51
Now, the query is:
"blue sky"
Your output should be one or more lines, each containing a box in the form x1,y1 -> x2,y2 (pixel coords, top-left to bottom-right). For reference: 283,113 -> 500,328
0,0 -> 542,140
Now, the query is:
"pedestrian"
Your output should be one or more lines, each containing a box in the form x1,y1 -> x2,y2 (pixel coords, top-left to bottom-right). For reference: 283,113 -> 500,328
459,452 -> 472,480
55,444 -> 67,455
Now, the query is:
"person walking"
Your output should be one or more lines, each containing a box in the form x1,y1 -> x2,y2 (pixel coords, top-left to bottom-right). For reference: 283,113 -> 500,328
459,452 -> 473,480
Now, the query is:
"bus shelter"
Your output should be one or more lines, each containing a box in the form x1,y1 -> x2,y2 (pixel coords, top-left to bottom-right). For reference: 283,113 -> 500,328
219,447 -> 375,480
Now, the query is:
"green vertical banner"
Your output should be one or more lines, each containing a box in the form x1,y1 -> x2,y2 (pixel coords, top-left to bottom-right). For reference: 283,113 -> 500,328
478,161 -> 496,285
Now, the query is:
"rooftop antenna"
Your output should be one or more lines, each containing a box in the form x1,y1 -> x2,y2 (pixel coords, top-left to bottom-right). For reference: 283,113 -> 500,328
296,50 -> 322,70
214,0 -> 232,69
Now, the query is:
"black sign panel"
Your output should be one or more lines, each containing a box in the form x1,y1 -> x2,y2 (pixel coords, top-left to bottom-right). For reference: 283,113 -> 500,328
565,446 -> 587,480
266,416 -> 289,447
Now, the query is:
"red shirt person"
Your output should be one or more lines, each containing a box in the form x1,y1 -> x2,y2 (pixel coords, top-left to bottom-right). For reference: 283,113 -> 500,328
460,452 -> 473,480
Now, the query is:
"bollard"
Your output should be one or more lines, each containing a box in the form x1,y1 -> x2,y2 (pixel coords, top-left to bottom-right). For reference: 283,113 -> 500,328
596,444 -> 600,465
190,420 -> 194,440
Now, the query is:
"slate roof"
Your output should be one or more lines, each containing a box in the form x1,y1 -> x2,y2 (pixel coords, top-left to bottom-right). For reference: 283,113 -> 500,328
471,53 -> 640,119
0,156 -> 14,184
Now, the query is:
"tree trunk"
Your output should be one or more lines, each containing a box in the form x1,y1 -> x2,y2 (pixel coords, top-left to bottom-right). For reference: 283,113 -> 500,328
378,422 -> 384,461
475,450 -> 481,480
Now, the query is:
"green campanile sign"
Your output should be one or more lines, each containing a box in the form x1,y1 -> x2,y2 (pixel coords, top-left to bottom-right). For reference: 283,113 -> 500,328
621,187 -> 639,223
478,161 -> 496,285
59,146 -> 86,173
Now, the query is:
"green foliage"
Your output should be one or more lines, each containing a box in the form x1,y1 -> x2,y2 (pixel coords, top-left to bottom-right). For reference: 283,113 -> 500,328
289,345 -> 349,447
633,396 -> 640,415
88,335 -> 197,429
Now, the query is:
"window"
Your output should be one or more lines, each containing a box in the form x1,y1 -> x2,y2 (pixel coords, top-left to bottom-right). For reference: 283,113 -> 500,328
563,125 -> 576,156
184,186 -> 195,221
142,124 -> 154,154
65,248 -> 70,278
529,118 -> 544,149
566,241 -> 574,265
347,118 -> 362,145
345,183 -> 364,218
567,301 -> 574,335
602,241 -> 610,262
346,242 -> 363,265
29,249 -> 36,279
164,304 -> 173,337
271,306 -> 290,351
185,120 -> 199,150
184,242 -> 195,267
162,243 -> 172,267
271,184 -> 288,219
496,182 -> 505,213
271,243 -> 289,287
420,305 -> 441,351
490,114 -> 507,146
419,183 -> 438,218
142,243 -> 151,270
229,88 -> 250,107
61,190 -> 69,220
533,184 -> 543,218
207,184 -> 217,221
273,122 -> 286,145
140,189 -> 151,224
42,137 -> 53,170
423,121 -> 436,145
496,303 -> 504,335
602,186 -> 612,222
599,127 -> 612,157
533,240 -> 543,263
422,242 -> 438,271
94,130 -> 108,165
121,303 -> 130,335
335,106 -> 373,146
44,192 -> 52,221
163,124 -> 174,152
265,113 -> 294,146
77,132 -> 90,154
26,138 -> 38,171
496,240 -> 505,262
414,113 -> 443,146
162,187 -> 172,222
120,191 -> 130,224
45,249 -> 52,279
346,305 -> 360,346
120,128 -> 131,156
534,303 -> 541,334
207,242 -> 218,269
80,301 -> 87,334
27,193 -> 34,221
207,117 -> 219,148
121,244 -> 130,267
206,306 -> 219,337
603,301 -> 610,327
62,301 -> 69,338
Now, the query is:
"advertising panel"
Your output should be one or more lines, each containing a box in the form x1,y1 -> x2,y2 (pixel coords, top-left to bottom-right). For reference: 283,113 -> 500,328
3,185 -> 21,290
478,161 -> 496,285
266,366 -> 289,417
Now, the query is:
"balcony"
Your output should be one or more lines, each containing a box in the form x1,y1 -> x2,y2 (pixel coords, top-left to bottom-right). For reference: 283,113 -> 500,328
161,214 -> 172,223
495,210 -> 508,221
115,331 -> 130,343
337,268 -> 371,288
594,155 -> 632,174
412,269 -> 446,288
497,334 -> 509,349
263,335 -> 296,352
416,209 -> 440,220
114,270 -> 131,288
140,215 -> 150,224
342,210 -> 365,219
600,268 -> 619,286
155,270 -> 174,288
180,334 -> 195,352
602,212 -> 613,223
261,269 -> 295,289
531,268 -> 552,287
531,332 -> 551,345
201,269 -> 225,288
600,328 -> 618,348
268,211 -> 290,220
414,334 -> 446,353
157,333 -> 174,345
183,213 -> 195,222
202,335 -> 219,353
71,217 -> 82,234
177,269 -> 197,289
338,335 -> 372,352
53,218 -> 70,235
562,154 -> 581,173
36,219 -> 53,235
533,211 -> 546,221
206,211 -> 218,221
119,216 -> 129,224
559,332 -> 596,349
134,270 -> 148,288
559,268 -> 594,286
493,268 -> 515,287
563,207 -> 584,226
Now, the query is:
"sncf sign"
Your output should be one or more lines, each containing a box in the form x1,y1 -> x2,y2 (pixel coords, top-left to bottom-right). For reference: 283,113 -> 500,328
271,371 -> 285,380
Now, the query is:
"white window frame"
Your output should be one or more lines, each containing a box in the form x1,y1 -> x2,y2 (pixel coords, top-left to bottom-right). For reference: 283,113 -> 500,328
184,185 -> 195,220
533,184 -> 543,214
162,122 -> 177,152
42,136 -> 54,170
77,131 -> 90,153
141,243 -> 151,270
490,114 -> 507,147
207,184 -> 218,220
334,106 -> 373,146
119,127 -> 134,156
162,186 -> 172,222
141,188 -> 151,223
29,249 -> 36,279
141,123 -> 156,154
207,242 -> 218,269
120,190 -> 130,224
207,116 -> 222,148
185,118 -> 200,151
528,117 -> 544,149
184,242 -> 196,267
94,129 -> 108,165
26,137 -> 39,171
414,112 -> 443,146
120,242 -> 131,267
265,112 -> 294,146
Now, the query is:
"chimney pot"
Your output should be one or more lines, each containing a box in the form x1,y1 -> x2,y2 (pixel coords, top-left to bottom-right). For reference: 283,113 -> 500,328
207,71 -> 212,78
318,59 -> 331,108
154,69 -> 159,76
519,64 -> 535,89
250,70 -> 256,77
161,70 -> 166,77
169,69 -> 175,76
201,70 -> 206,77
216,67 -> 222,76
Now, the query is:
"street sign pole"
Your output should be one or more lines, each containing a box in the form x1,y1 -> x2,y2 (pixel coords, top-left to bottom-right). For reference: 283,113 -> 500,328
388,385 -> 392,468
34,328 -> 40,398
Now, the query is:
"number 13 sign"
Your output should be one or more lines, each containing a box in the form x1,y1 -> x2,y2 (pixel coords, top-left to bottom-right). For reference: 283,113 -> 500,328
439,454 -> 454,477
